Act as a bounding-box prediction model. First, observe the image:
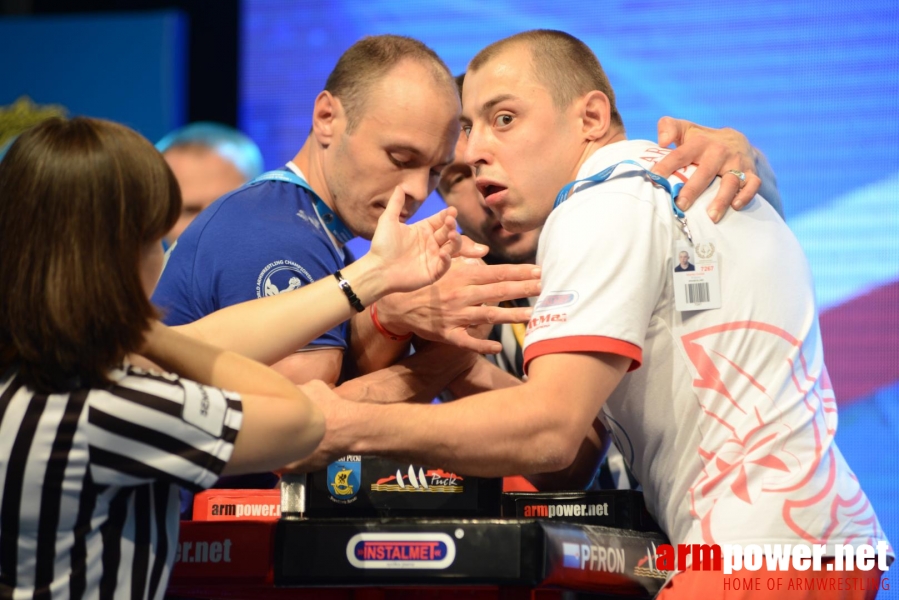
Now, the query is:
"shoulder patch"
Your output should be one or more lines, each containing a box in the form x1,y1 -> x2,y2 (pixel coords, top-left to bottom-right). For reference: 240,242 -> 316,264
534,290 -> 579,312
180,379 -> 228,437
256,260 -> 314,298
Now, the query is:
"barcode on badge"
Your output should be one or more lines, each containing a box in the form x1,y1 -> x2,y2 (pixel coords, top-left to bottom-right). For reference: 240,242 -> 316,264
686,282 -> 710,304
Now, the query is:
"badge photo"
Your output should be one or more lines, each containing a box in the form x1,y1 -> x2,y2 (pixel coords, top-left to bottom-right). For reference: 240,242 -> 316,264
673,240 -> 721,312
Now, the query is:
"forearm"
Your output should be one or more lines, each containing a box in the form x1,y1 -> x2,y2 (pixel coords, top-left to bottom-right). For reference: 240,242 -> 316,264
329,385 -> 576,476
347,306 -> 411,375
525,418 -> 609,491
174,254 -> 387,366
335,342 -> 478,404
141,323 -> 305,401
323,353 -> 629,477
446,355 -> 522,398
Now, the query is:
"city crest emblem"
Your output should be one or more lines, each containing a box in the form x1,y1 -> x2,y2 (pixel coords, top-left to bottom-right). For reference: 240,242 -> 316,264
327,456 -> 362,504
696,242 -> 715,259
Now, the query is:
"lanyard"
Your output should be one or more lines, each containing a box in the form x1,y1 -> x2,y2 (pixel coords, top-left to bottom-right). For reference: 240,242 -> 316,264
250,169 -> 355,245
553,159 -> 694,243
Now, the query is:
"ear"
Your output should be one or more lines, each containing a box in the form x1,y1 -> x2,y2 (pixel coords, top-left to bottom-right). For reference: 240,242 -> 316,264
311,91 -> 344,146
579,90 -> 612,142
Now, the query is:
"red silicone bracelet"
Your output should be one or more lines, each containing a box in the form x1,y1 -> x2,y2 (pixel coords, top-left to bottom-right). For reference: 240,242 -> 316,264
370,302 -> 413,342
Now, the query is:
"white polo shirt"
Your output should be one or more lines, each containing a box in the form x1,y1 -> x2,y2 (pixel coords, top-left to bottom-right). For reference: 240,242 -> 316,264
524,139 -> 890,555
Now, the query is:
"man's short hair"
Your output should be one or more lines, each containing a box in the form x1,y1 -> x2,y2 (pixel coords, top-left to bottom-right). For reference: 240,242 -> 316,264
0,117 -> 181,393
325,34 -> 456,132
469,30 -> 624,130
453,72 -> 465,95
156,121 -> 264,181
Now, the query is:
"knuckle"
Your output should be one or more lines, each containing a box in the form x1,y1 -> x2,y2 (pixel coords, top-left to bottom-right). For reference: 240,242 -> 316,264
691,132 -> 711,145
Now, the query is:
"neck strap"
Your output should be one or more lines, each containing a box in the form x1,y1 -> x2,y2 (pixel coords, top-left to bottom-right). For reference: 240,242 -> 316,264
554,159 -> 686,219
250,169 -> 355,244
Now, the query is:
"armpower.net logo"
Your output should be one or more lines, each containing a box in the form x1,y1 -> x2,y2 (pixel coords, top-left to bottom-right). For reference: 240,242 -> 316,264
522,502 -> 609,518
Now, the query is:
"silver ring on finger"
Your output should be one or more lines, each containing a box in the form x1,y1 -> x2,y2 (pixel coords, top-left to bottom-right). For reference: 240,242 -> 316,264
726,169 -> 747,189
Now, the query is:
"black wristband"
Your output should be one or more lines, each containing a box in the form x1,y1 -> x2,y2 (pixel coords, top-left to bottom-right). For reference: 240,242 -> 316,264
334,270 -> 365,312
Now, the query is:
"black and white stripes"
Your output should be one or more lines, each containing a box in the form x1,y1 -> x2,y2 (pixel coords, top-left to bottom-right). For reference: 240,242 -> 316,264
0,366 -> 241,600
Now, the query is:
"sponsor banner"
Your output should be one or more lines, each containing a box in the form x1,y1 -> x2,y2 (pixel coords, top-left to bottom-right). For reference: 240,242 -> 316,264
306,456 -> 501,517
169,521 -> 275,584
193,489 -> 281,521
542,521 -> 669,595
370,466 -> 464,493
503,490 -> 662,532
171,518 -> 666,596
275,519 -> 523,585
346,532 -> 456,569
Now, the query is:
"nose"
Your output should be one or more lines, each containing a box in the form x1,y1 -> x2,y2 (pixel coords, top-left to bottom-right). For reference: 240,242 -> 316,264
462,126 -> 490,171
399,169 -> 431,211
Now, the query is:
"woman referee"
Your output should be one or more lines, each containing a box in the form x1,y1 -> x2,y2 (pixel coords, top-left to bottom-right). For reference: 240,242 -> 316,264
0,117 -> 463,599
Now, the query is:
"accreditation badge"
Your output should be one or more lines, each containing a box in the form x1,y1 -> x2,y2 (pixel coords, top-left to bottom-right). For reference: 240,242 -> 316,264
673,240 -> 721,312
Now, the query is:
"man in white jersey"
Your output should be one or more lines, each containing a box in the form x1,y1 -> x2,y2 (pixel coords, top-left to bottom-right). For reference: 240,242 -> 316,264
301,30 -> 890,598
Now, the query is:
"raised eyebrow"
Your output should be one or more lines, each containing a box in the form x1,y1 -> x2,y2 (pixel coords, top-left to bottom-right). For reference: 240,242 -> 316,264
481,93 -> 517,114
461,93 -> 518,126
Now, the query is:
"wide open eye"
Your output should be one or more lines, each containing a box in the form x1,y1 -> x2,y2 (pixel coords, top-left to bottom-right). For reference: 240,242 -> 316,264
494,114 -> 514,128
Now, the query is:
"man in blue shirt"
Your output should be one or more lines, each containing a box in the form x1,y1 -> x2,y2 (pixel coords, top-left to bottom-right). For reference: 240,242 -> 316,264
154,35 -> 542,386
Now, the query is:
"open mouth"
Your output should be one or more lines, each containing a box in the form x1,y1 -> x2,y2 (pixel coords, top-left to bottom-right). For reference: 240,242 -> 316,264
477,181 -> 508,206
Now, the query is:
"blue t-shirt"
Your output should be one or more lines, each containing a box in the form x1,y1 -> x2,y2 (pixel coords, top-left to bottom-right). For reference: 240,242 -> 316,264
152,169 -> 350,350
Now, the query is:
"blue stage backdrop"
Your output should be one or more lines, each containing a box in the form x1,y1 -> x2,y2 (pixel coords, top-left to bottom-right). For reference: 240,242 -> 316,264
0,11 -> 186,146
241,1 -> 899,585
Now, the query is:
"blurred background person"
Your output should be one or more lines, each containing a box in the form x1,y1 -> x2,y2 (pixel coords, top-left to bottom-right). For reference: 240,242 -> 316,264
155,121 -> 264,246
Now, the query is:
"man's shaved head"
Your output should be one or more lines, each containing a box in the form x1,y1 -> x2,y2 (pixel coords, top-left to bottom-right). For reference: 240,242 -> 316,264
325,34 -> 458,132
469,29 -> 624,130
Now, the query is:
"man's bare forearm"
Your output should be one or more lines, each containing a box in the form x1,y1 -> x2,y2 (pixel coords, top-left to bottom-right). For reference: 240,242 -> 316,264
525,418 -> 609,491
335,341 -> 478,404
446,355 -> 522,398
348,308 -> 411,375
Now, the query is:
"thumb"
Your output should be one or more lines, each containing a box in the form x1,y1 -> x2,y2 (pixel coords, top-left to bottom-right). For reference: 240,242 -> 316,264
455,234 -> 489,259
657,116 -> 682,148
379,185 -> 405,226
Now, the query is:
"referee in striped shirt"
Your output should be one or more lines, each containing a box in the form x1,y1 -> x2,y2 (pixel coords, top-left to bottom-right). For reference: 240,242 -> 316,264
0,117 -> 463,599
0,117 -> 326,600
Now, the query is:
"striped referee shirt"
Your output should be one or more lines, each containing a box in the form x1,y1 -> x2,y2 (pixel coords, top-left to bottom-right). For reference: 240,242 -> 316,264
0,364 -> 242,600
